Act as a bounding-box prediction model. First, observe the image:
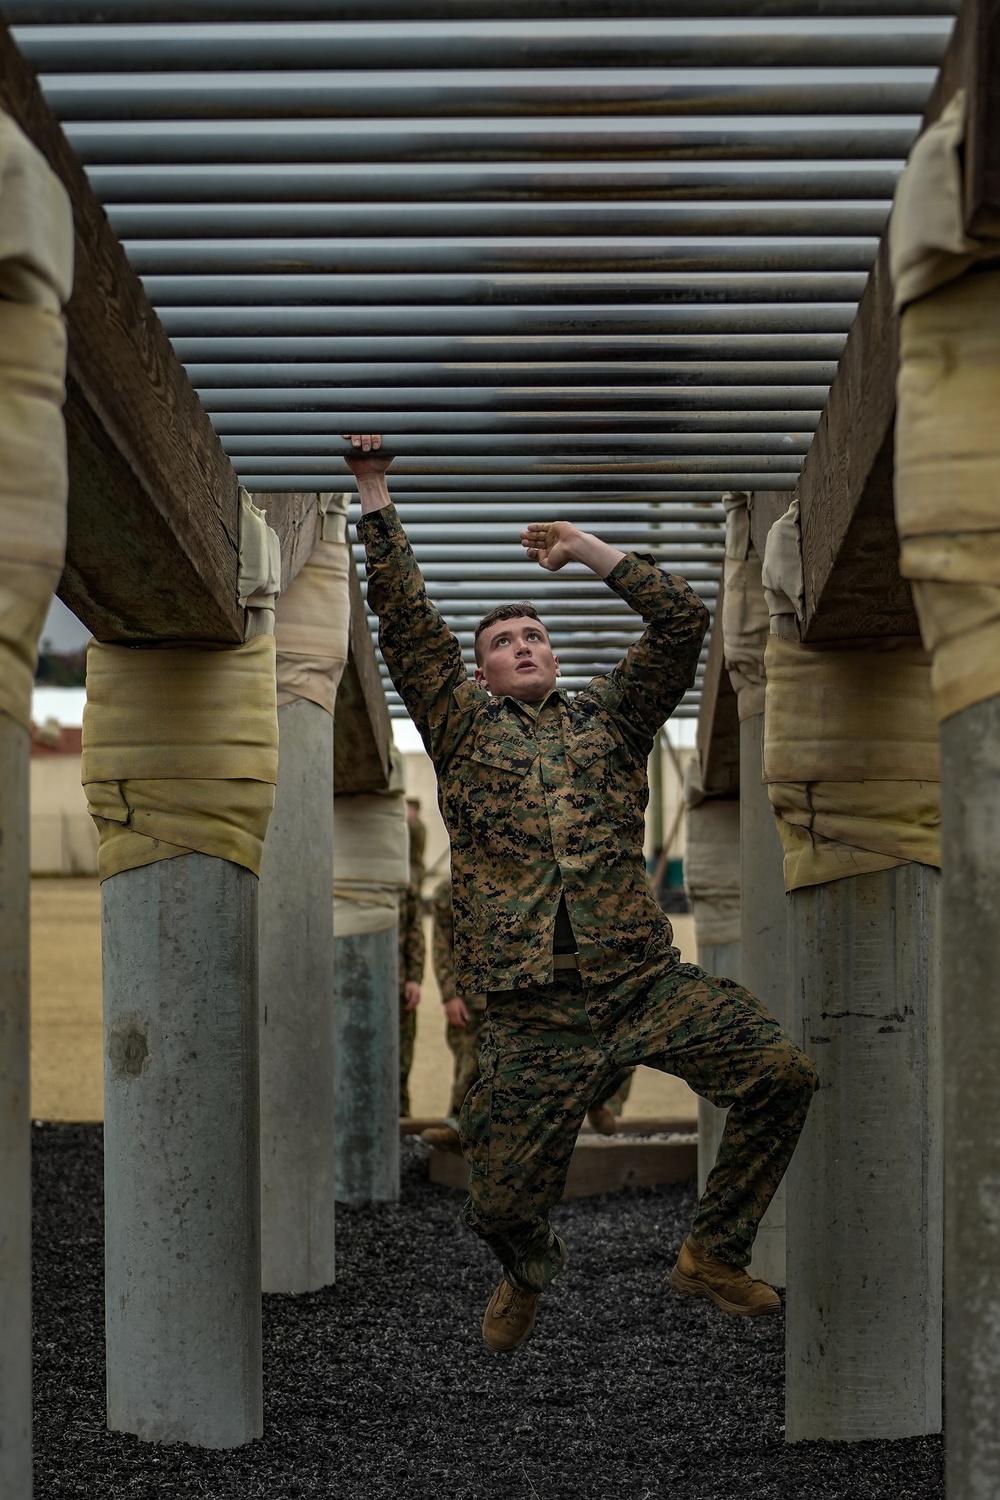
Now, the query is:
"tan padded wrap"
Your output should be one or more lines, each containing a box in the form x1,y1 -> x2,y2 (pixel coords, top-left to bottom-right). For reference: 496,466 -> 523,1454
721,491 -> 768,720
274,538 -> 351,714
889,91 -> 1000,311
683,757 -> 740,947
763,635 -> 940,891
238,490 -> 281,640
333,747 -> 409,937
760,499 -> 805,633
82,636 -> 278,880
894,268 -> 1000,721
0,113 -> 74,729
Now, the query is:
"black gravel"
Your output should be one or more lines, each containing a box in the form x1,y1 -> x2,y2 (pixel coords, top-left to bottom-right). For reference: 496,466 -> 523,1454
33,1124 -> 942,1500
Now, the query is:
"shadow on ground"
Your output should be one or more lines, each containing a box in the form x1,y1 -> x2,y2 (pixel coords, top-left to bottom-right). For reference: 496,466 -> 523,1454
33,1126 -> 942,1500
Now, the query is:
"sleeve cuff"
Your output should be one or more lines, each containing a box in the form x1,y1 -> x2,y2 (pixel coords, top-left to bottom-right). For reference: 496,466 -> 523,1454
356,501 -> 402,541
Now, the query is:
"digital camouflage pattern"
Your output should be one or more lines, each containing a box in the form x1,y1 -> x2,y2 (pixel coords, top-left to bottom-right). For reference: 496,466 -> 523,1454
398,875 -> 426,1116
360,502 -> 709,998
361,502 -> 816,1288
459,964 -> 818,1291
432,875 -> 488,1118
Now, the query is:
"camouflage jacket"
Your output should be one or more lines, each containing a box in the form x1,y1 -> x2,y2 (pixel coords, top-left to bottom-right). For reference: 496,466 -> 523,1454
431,875 -> 458,1002
398,877 -> 425,990
360,503 -> 709,995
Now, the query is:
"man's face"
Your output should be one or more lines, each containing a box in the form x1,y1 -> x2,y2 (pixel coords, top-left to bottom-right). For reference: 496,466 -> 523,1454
474,616 -> 559,702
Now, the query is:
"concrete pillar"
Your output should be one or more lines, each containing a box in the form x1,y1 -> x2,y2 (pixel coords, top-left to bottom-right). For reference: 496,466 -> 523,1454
941,698 -> 1000,1496
696,938 -> 741,1198
333,925 -> 400,1206
785,862 -> 941,1442
740,711 -> 789,1287
258,698 -> 336,1293
0,714 -> 32,1496
103,853 -> 263,1448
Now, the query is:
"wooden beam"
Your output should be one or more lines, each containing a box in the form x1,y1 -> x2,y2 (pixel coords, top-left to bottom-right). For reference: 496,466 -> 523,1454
745,0 -> 998,643
333,562 -> 393,795
0,19 -> 247,643
696,577 -> 740,800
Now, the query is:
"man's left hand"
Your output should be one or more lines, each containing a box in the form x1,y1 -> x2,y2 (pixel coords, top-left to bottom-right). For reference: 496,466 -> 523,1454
404,981 -> 421,1012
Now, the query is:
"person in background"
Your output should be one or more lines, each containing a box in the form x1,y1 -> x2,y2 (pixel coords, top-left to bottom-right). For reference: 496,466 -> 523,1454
398,800 -> 426,1117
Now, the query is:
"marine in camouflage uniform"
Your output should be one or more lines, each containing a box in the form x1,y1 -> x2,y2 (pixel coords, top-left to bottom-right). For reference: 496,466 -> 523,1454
431,875 -> 488,1120
358,486 -> 817,1301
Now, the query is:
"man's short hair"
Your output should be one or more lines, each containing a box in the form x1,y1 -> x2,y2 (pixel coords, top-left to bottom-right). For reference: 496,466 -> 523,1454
473,601 -> 544,665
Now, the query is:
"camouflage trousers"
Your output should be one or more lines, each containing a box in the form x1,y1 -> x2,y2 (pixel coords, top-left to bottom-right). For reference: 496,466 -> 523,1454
399,996 -> 417,1117
458,959 -> 817,1293
446,999 -> 488,1120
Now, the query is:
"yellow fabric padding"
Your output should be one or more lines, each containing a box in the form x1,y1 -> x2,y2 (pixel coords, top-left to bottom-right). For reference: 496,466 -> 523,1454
0,113 -> 74,313
721,491 -> 768,720
333,747 -> 410,938
0,112 -> 74,730
894,268 -> 1000,721
275,538 -> 351,714
82,636 -> 278,880
888,91 -> 1000,311
683,758 -> 740,947
763,635 -> 940,891
0,303 -> 70,728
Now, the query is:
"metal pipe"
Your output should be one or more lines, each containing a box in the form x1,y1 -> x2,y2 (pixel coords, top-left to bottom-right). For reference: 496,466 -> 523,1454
160,303 -> 859,337
144,273 -> 871,306
127,237 -> 878,276
15,19 -> 951,72
358,545 -> 725,563
39,70 -> 936,122
235,471 -> 797,491
204,385 -> 829,413
217,411 -> 821,435
251,454 -> 803,475
94,161 -> 902,205
64,116 -> 924,165
191,359 -> 838,388
354,508 -> 727,525
4,2 -> 961,22
175,333 -> 848,363
234,433 -> 812,456
110,202 -> 891,239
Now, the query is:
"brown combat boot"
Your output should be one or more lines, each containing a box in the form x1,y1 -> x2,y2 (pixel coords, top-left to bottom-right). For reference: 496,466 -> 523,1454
669,1235 -> 780,1317
419,1124 -> 462,1152
482,1277 -> 541,1352
586,1104 -> 618,1135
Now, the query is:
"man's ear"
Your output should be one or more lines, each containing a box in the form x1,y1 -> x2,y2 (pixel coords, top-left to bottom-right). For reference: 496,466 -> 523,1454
553,654 -> 560,677
474,665 -> 487,687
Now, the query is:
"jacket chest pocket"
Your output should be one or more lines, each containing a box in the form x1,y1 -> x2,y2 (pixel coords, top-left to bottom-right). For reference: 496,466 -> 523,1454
566,725 -> 619,778
468,734 -> 538,780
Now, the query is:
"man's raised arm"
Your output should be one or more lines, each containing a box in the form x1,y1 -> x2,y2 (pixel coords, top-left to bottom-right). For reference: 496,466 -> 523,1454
519,519 -> 710,753
343,434 -> 478,766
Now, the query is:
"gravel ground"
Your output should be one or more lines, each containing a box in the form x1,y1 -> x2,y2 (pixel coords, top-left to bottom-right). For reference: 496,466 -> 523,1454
33,1124 -> 943,1500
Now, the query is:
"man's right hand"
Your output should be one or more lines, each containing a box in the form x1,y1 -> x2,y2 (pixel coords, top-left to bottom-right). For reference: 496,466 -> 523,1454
342,433 -> 393,512
443,996 -> 470,1027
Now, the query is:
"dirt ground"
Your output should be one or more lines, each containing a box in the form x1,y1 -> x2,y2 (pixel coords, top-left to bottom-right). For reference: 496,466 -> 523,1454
29,878 -> 696,1124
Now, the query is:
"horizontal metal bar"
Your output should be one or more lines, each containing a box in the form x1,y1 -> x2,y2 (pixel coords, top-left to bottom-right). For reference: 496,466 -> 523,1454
189,359 -> 839,387
93,161 -> 904,206
349,506 -> 727,523
248,454 -> 804,475
161,303 -> 859,338
200,384 -> 829,411
40,70 -> 936,123
126,237 -> 879,276
177,334 -> 847,365
144,272 -> 872,307
236,472 -> 796,491
4,3 -> 961,22
110,201 -> 891,239
15,19 -> 952,72
353,510 -> 728,528
373,548 -> 724,567
227,432 -> 814,456
216,410 -> 821,435
66,116 -> 924,165
372,577 -> 720,594
389,527 -> 725,544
